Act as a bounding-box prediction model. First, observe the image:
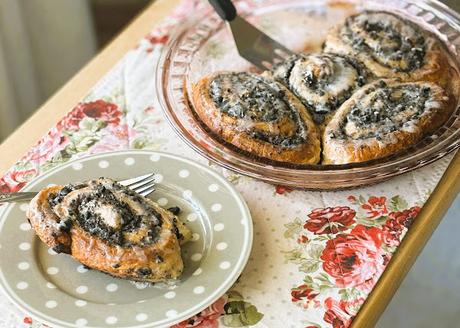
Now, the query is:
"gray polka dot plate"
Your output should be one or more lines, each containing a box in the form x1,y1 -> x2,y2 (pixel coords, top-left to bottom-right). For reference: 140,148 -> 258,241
0,150 -> 253,328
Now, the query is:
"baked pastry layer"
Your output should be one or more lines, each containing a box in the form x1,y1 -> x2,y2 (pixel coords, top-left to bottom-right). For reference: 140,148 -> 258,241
323,79 -> 456,164
27,178 -> 191,282
265,53 -> 370,125
192,71 -> 321,164
323,11 -> 455,89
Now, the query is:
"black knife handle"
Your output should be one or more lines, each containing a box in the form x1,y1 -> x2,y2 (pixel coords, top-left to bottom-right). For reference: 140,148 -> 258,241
208,0 -> 237,21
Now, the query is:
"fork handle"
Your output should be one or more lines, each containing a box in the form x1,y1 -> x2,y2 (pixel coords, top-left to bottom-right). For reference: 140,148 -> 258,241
208,0 -> 237,21
0,192 -> 37,204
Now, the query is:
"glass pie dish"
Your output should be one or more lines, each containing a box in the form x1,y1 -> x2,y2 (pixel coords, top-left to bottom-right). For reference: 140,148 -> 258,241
156,0 -> 460,190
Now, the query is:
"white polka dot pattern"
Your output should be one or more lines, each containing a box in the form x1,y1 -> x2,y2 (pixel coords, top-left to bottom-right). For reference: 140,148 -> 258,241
193,286 -> 205,294
136,313 -> 148,322
17,262 -> 29,270
75,300 -> 87,307
124,157 -> 135,165
183,190 -> 193,199
106,283 -> 118,292
19,223 -> 31,231
193,268 -> 203,276
98,160 -> 109,168
216,242 -> 228,250
211,203 -> 222,212
75,318 -> 88,326
214,223 -> 224,231
19,242 -> 30,251
186,213 -> 198,222
149,154 -> 161,162
164,291 -> 176,299
166,310 -> 178,318
190,253 -> 202,262
72,162 -> 83,170
46,267 -> 59,275
16,282 -> 28,290
76,286 -> 88,294
105,316 -> 118,325
220,261 -> 231,270
0,152 -> 253,328
208,184 -> 219,192
154,173 -> 164,183
179,169 -> 189,178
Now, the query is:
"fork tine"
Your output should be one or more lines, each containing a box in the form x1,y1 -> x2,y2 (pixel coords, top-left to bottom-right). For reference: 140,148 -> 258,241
119,173 -> 154,187
127,176 -> 156,191
139,186 -> 155,198
135,182 -> 156,196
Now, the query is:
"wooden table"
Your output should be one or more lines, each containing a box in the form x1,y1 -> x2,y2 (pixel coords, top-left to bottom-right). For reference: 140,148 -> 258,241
0,0 -> 459,326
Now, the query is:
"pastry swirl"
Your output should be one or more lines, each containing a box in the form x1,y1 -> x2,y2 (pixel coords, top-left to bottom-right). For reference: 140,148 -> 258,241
265,53 -> 369,125
27,178 -> 191,282
323,79 -> 456,164
323,11 -> 454,87
192,72 -> 321,164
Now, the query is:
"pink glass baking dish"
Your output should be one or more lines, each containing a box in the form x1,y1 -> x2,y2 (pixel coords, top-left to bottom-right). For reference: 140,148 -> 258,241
156,0 -> 460,190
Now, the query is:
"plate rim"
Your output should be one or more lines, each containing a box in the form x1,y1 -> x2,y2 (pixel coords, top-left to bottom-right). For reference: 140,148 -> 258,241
0,150 -> 253,328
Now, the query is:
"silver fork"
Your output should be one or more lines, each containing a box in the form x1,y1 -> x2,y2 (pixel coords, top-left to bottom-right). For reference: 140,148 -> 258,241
0,172 -> 157,204
208,0 -> 295,70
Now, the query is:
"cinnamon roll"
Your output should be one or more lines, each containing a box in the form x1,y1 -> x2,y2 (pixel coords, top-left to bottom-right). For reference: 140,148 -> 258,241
27,178 -> 192,282
323,79 -> 456,164
265,53 -> 369,125
192,72 -> 321,164
323,11 -> 455,88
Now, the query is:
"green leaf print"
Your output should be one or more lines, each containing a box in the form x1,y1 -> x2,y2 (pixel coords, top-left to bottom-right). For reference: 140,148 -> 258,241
299,260 -> 320,273
283,248 -> 306,264
78,117 -> 107,132
355,215 -> 388,227
283,218 -> 303,239
308,243 -> 324,259
389,195 -> 409,212
222,291 -> 263,327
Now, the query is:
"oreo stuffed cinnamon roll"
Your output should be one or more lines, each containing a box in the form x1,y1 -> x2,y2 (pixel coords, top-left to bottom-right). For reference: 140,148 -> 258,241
265,53 -> 369,125
27,178 -> 192,282
323,79 -> 456,164
323,11 -> 456,89
192,72 -> 321,164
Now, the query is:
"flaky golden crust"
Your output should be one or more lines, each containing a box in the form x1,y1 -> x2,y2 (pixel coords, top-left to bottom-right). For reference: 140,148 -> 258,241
27,186 -> 72,252
323,11 -> 458,91
322,80 -> 456,164
192,72 -> 321,165
67,209 -> 183,282
27,181 -> 191,282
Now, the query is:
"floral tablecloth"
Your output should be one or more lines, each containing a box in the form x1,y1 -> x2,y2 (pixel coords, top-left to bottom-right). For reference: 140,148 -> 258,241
0,1 -> 455,327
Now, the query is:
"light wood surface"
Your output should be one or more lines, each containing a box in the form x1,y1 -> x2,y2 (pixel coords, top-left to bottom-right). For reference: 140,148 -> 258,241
0,0 -> 181,175
0,1 -> 458,327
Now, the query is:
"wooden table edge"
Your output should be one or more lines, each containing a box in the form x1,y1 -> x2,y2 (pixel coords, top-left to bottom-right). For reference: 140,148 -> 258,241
0,0 -> 458,326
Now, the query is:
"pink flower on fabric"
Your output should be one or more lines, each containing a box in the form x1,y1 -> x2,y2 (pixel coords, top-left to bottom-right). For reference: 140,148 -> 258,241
0,167 -> 38,193
88,124 -> 129,154
171,297 -> 225,328
323,297 -> 365,328
304,207 -> 356,235
321,225 -> 385,292
381,206 -> 421,247
26,127 -> 69,162
361,196 -> 388,218
59,100 -> 121,130
291,284 -> 318,302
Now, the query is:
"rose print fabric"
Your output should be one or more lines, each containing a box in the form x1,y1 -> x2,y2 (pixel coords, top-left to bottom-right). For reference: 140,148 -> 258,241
0,1 -> 455,328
